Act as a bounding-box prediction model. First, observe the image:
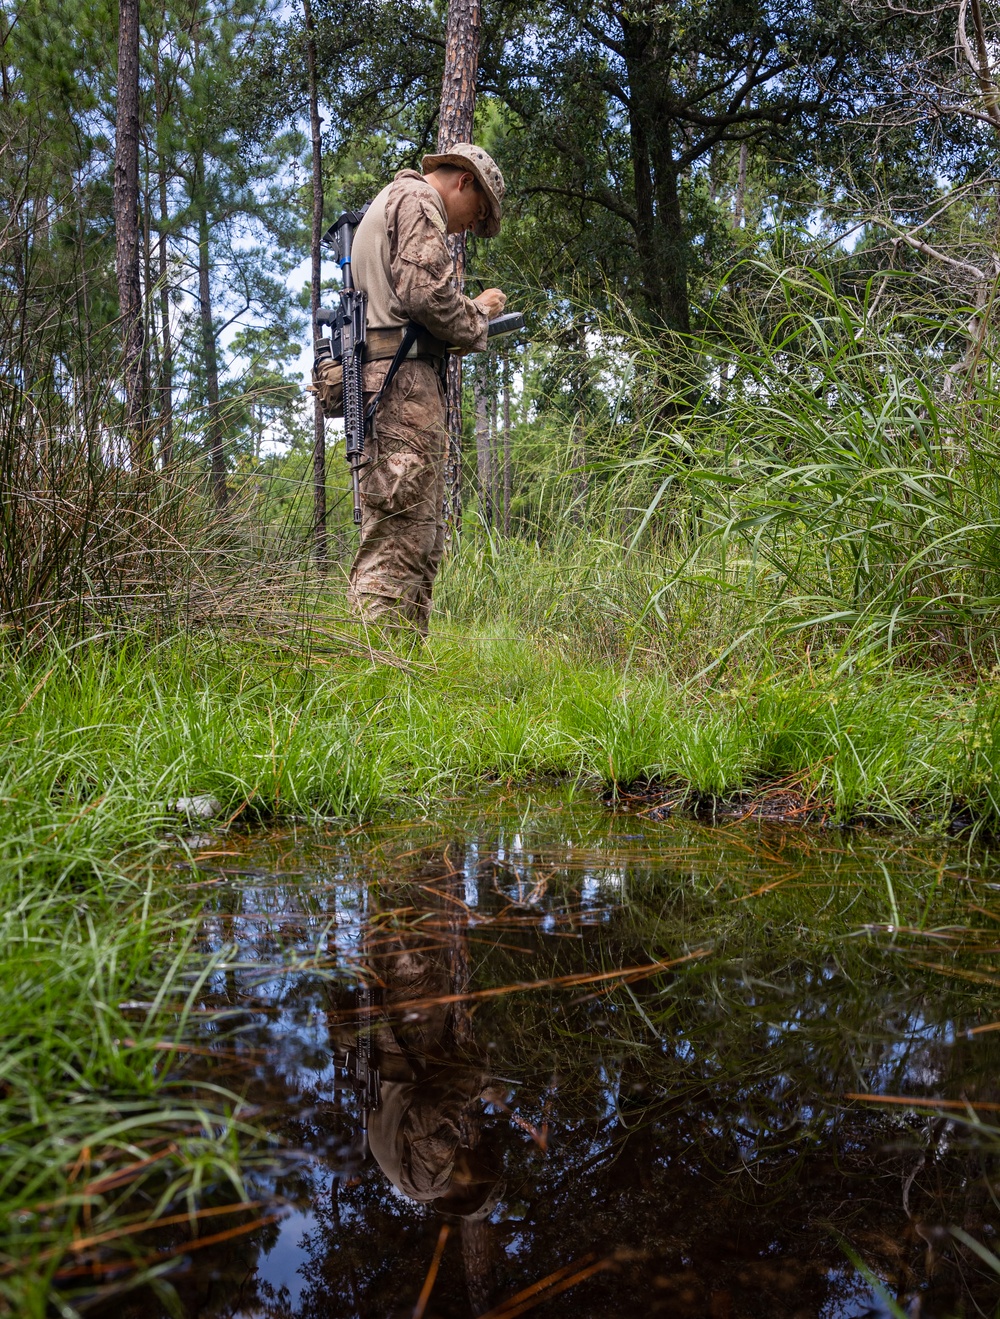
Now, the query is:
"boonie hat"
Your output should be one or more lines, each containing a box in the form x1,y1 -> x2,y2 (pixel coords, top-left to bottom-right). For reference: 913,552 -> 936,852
420,143 -> 504,238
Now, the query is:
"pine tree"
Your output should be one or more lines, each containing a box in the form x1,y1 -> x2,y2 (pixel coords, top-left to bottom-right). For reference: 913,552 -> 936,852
114,0 -> 149,461
437,0 -> 480,532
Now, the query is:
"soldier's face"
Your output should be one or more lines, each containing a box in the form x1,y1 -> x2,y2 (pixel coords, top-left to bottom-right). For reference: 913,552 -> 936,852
446,173 -> 490,234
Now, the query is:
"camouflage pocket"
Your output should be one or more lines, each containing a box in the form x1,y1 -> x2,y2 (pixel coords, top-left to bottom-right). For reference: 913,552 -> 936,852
363,450 -> 434,518
309,358 -> 344,420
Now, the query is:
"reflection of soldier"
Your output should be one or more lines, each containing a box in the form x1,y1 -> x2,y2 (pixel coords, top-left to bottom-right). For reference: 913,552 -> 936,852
367,1037 -> 502,1219
365,938 -> 504,1220
330,859 -> 505,1231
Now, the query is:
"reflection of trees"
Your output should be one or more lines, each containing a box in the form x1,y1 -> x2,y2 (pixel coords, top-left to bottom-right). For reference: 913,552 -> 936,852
99,818 -> 1000,1317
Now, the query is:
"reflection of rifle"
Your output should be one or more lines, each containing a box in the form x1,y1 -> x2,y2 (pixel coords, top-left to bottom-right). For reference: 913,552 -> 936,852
331,980 -> 380,1163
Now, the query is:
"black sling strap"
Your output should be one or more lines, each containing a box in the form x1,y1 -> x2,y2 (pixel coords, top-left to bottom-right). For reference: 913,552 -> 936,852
362,320 -> 422,437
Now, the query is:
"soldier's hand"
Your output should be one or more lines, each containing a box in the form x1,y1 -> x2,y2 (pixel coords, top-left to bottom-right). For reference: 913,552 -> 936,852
474,288 -> 507,319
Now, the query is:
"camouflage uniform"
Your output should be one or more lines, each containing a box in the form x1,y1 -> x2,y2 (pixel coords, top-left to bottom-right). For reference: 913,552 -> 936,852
347,169 -> 489,633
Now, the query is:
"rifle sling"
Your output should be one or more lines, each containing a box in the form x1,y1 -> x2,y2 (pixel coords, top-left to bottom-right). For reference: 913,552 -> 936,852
363,321 -> 424,432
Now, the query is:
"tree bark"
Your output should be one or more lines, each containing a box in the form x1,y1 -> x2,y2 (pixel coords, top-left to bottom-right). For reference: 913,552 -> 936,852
652,161 -> 689,335
621,7 -> 690,335
196,189 -> 227,510
153,42 -> 174,471
733,141 -> 748,229
474,363 -> 492,527
114,0 -> 149,464
304,0 -> 328,570
571,319 -> 588,521
489,386 -> 498,522
437,0 -> 481,535
502,347 -> 511,535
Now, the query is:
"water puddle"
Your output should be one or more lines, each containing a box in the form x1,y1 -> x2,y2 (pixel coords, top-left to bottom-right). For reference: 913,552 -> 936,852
95,791 -> 1000,1317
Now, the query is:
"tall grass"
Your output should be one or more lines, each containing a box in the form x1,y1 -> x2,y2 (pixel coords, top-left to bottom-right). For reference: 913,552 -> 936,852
461,263 -> 1000,674
3,632 -> 1000,840
0,166 -> 323,646
0,850 -> 256,1317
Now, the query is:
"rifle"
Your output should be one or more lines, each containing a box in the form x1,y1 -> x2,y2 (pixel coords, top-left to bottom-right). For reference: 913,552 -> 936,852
317,208 -> 369,525
317,208 -> 421,527
315,207 -> 525,527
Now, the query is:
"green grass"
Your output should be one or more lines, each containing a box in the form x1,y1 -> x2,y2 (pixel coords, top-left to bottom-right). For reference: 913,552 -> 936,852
0,853 -> 255,1316
3,623 -> 1000,849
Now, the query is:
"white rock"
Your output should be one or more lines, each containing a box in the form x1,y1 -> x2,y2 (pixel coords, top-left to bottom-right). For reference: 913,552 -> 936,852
169,795 -> 224,820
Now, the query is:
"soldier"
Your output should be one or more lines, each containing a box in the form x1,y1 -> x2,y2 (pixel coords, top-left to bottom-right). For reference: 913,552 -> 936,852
346,145 -> 507,634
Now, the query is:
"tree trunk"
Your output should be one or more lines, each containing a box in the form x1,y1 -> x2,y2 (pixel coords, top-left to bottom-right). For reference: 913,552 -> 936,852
437,0 -> 481,536
153,44 -> 174,470
304,0 -> 328,570
489,386 -> 498,523
462,1219 -> 498,1315
196,192 -> 227,510
732,73 -> 752,232
652,162 -> 690,335
474,363 -> 492,527
157,173 -> 174,470
502,348 -> 511,535
621,9 -> 690,335
571,319 -> 588,521
624,56 -> 662,317
74,167 -> 94,426
142,167 -> 156,446
114,0 -> 148,464
733,142 -> 748,230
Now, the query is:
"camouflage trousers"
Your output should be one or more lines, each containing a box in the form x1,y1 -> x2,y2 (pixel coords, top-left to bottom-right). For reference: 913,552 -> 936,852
347,358 -> 447,635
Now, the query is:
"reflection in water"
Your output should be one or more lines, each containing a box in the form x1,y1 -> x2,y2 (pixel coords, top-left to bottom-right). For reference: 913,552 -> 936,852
95,797 -> 1000,1319
355,849 -> 504,1311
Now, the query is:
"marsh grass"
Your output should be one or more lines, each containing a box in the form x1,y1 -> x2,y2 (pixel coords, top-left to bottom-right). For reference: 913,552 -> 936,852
438,263 -> 1000,679
0,854 -> 260,1317
3,630 -> 999,846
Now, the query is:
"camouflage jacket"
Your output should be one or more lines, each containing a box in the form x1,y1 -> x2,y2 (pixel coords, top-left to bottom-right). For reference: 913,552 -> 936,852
352,168 -> 489,353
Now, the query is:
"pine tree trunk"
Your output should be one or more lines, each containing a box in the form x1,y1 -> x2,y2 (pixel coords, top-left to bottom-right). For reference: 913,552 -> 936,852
502,347 -> 511,535
437,0 -> 481,536
572,318 -> 588,521
733,141 -> 748,230
142,169 -> 155,432
489,386 -> 498,523
157,175 -> 174,469
196,195 -> 227,510
153,45 -> 174,470
474,365 -> 492,527
304,0 -> 328,571
462,1218 -> 498,1314
114,0 -> 148,465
